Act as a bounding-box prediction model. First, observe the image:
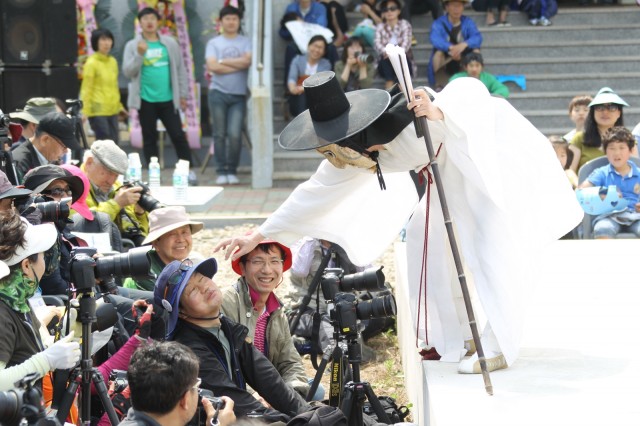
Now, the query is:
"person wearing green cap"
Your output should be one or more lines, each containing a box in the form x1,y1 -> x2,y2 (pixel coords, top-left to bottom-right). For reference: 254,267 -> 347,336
9,97 -> 57,148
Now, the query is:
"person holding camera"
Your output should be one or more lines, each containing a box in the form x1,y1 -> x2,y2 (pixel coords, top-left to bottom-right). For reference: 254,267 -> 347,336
0,210 -> 81,391
11,112 -> 82,184
334,37 -> 374,93
119,341 -> 235,426
8,97 -> 57,148
123,206 -> 204,291
154,258 -> 311,423
221,240 -> 320,401
0,169 -> 32,212
83,139 -> 150,245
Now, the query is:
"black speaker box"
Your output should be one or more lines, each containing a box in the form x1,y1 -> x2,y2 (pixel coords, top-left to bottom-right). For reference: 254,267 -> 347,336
0,67 -> 79,113
0,0 -> 77,66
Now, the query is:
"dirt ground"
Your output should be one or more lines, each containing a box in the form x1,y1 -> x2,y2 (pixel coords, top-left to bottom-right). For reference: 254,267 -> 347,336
192,225 -> 413,420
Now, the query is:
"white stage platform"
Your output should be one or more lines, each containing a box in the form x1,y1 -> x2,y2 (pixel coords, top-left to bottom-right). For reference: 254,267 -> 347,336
395,240 -> 640,426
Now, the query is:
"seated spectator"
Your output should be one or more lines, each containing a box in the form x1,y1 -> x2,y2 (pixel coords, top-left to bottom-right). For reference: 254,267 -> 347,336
82,140 -> 150,246
334,37 -> 375,92
351,0 -> 382,48
374,0 -> 414,90
549,136 -> 578,189
569,87 -> 632,172
9,97 -> 57,148
578,127 -> 640,239
11,112 -> 82,184
448,52 -> 509,98
563,94 -> 592,143
123,206 -> 204,291
115,341 -> 236,426
319,0 -> 348,47
0,211 -> 81,391
0,170 -> 32,212
222,240 -> 321,400
428,0 -> 482,88
519,0 -> 557,26
472,0 -> 510,26
154,258 -> 311,422
287,35 -> 332,117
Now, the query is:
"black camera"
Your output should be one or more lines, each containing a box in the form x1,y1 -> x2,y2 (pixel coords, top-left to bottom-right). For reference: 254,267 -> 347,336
70,247 -> 151,292
108,370 -> 129,394
353,51 -> 374,64
16,196 -> 72,223
0,373 -> 60,426
65,99 -> 83,118
321,267 -> 397,338
198,389 -> 225,411
122,180 -> 164,212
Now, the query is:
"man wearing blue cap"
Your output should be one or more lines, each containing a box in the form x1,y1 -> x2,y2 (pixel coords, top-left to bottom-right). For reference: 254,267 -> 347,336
153,258 -> 311,423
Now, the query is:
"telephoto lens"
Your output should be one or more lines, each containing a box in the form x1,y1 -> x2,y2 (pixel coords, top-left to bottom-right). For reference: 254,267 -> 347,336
356,293 -> 397,320
340,267 -> 386,293
94,246 -> 152,280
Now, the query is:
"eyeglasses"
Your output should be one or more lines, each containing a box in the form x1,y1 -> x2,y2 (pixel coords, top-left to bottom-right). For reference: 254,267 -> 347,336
161,259 -> 193,312
594,104 -> 620,112
247,258 -> 284,269
49,135 -> 68,151
381,6 -> 399,12
191,377 -> 202,392
42,187 -> 73,197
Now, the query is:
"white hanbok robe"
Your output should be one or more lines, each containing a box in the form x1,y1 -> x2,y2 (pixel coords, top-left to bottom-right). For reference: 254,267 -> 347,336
260,78 -> 583,365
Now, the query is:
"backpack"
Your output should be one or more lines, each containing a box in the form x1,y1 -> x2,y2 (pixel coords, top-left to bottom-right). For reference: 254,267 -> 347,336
286,406 -> 347,426
363,396 -> 410,424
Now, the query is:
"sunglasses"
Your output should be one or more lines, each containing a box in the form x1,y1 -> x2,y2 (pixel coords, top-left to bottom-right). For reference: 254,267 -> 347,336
593,103 -> 620,112
161,259 -> 193,312
42,187 -> 73,197
381,6 -> 399,12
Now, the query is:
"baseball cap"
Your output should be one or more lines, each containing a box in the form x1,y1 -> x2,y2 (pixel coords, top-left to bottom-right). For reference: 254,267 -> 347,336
23,164 -> 84,203
142,206 -> 204,245
10,97 -> 57,124
38,112 -> 82,150
0,170 -> 32,200
154,258 -> 218,338
4,218 -> 57,266
90,140 -> 128,175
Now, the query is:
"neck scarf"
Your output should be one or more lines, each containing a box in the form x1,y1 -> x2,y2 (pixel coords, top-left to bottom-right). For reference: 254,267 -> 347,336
0,269 -> 38,313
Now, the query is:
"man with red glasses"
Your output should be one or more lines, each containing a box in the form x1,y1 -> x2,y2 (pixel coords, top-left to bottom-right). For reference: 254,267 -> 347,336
154,258 -> 312,423
12,112 -> 81,184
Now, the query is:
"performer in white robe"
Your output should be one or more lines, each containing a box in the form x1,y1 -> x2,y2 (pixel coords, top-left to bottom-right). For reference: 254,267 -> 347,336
215,72 -> 583,372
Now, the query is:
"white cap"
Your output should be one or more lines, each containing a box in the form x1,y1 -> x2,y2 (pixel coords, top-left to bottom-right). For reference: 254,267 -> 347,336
4,218 -> 58,266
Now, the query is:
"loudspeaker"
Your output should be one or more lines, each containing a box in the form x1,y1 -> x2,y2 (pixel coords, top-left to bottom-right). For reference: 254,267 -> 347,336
0,67 -> 79,113
0,0 -> 77,66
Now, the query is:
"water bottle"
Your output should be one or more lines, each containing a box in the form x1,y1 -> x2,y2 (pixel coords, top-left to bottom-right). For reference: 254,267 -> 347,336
127,153 -> 142,182
173,162 -> 188,202
148,156 -> 161,189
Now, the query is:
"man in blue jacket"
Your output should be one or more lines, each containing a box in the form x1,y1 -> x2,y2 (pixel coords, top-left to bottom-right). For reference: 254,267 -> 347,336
428,0 -> 482,88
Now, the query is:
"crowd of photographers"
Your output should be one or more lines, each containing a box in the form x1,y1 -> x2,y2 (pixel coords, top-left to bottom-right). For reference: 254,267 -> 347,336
0,92 -> 404,425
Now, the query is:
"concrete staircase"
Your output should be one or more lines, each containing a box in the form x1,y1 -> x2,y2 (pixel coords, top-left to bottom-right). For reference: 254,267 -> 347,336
271,4 -> 640,186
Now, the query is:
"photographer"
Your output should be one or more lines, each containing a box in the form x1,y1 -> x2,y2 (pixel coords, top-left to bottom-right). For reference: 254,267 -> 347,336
11,112 -> 82,184
0,169 -> 32,212
123,206 -> 204,291
334,37 -> 374,93
120,341 -> 235,426
8,97 -> 57,148
83,139 -> 150,245
0,211 -> 80,391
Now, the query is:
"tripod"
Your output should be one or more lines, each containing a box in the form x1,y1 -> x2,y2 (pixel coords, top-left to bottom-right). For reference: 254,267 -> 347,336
54,292 -> 119,425
307,330 -> 391,426
65,99 -> 89,163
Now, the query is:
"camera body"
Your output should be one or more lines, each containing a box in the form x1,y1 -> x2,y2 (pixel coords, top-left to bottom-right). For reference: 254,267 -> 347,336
108,370 -> 129,394
198,389 -> 226,411
65,99 -> 83,118
121,180 -> 164,212
0,373 -> 60,426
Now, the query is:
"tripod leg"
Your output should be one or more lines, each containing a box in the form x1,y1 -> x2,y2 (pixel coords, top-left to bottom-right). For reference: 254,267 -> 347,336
306,344 -> 335,401
92,369 -> 120,425
363,383 -> 392,424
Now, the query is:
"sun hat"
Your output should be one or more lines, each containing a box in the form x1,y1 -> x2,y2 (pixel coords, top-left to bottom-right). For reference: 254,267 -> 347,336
0,170 -> 32,200
588,87 -> 629,108
23,164 -> 83,203
10,97 -> 57,124
37,112 -> 82,150
60,164 -> 94,220
278,71 -> 391,151
153,258 -> 218,338
4,218 -> 58,266
90,139 -> 128,175
141,206 -> 204,245
231,238 -> 293,275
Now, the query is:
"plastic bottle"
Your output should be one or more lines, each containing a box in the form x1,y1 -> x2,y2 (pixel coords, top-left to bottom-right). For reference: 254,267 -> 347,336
127,153 -> 142,183
173,162 -> 188,202
148,156 -> 161,189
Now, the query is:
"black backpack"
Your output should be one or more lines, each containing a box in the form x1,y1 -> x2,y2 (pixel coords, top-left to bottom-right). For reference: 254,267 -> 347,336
286,406 -> 347,426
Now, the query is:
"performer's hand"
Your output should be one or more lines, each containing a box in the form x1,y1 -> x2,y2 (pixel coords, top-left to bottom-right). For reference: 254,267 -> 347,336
408,89 -> 443,121
213,232 -> 265,261
137,40 -> 148,56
